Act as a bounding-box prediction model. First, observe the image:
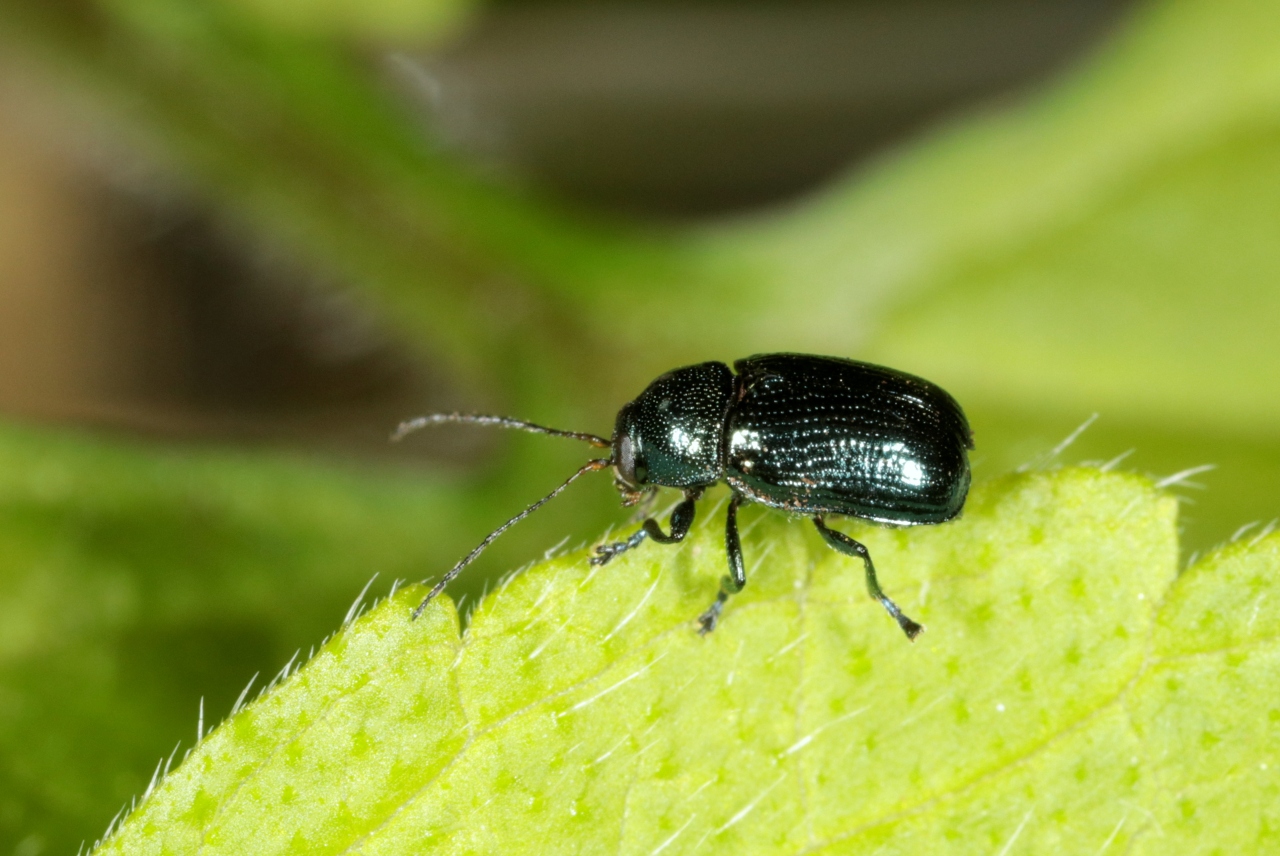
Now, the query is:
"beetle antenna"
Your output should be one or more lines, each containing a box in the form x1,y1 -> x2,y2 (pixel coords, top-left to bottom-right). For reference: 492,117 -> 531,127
393,413 -> 610,448
411,457 -> 613,619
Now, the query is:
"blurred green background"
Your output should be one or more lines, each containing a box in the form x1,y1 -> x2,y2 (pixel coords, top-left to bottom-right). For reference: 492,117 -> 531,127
0,0 -> 1278,851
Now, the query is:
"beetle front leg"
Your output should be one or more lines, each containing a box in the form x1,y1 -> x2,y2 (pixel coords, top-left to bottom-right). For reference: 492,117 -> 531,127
698,493 -> 746,635
591,489 -> 701,566
813,517 -> 923,640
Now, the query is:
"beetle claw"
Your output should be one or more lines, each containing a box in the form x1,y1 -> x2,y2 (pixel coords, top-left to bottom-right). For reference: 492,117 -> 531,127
589,545 -> 618,566
899,616 -> 925,641
697,595 -> 726,635
696,611 -> 718,635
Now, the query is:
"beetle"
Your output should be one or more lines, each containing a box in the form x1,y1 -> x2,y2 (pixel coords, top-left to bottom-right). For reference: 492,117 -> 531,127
396,353 -> 973,639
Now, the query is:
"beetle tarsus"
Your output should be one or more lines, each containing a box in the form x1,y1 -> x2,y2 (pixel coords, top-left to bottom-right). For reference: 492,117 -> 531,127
697,592 -> 727,635
879,597 -> 924,640
590,528 -> 649,566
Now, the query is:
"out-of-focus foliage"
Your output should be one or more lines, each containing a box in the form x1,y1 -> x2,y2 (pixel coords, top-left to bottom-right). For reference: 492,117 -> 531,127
97,470 -> 1280,854
0,0 -> 1277,851
221,0 -> 472,42
691,0 -> 1280,549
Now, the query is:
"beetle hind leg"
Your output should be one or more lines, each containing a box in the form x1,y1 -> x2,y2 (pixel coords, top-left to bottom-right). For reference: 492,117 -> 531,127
698,494 -> 747,635
813,516 -> 924,640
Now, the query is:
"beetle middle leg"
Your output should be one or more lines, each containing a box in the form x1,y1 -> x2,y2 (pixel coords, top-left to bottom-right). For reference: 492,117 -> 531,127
813,517 -> 923,640
697,493 -> 747,635
591,488 -> 702,566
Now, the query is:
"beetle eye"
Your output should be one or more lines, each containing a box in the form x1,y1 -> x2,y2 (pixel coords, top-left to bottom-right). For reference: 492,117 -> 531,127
615,432 -> 648,487
616,433 -> 636,481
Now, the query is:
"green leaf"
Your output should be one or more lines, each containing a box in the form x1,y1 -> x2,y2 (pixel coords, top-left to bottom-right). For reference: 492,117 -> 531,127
0,423 -> 473,853
93,468 -> 1280,854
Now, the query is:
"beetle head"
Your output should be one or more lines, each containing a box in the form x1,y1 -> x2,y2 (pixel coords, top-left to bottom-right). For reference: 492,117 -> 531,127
608,362 -> 734,503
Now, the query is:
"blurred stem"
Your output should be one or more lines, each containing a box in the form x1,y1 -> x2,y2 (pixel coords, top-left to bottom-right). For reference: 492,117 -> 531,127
2,0 -> 687,397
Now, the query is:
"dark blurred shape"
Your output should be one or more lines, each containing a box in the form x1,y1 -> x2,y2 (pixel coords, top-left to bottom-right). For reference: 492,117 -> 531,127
404,0 -> 1135,217
0,69 -> 468,455
97,190 -> 432,434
